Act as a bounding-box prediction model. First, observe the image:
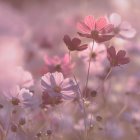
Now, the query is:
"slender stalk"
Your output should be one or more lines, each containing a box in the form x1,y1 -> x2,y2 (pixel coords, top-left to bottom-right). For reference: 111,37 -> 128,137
85,40 -> 94,93
68,51 -> 87,140
104,67 -> 112,81
102,67 -> 112,103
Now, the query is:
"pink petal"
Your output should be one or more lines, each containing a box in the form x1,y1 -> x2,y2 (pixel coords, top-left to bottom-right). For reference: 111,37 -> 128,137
84,15 -> 95,30
95,17 -> 108,31
100,24 -> 114,33
119,28 -> 136,38
63,54 -> 69,64
77,22 -> 91,33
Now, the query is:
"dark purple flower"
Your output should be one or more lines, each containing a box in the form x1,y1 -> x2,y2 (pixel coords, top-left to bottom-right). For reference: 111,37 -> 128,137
63,35 -> 88,51
107,46 -> 130,67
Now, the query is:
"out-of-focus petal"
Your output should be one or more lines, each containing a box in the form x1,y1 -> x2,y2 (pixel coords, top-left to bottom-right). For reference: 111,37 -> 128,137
110,13 -> 121,27
119,28 -> 136,38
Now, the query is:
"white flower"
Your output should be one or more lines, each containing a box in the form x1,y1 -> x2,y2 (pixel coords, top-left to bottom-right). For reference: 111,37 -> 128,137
109,13 -> 136,39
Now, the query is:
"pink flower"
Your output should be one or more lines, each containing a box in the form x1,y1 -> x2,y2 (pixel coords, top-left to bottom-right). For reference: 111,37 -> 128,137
41,72 -> 78,100
79,42 -> 107,75
63,35 -> 88,51
77,15 -> 114,43
44,54 -> 74,76
109,13 -> 136,39
107,46 -> 130,67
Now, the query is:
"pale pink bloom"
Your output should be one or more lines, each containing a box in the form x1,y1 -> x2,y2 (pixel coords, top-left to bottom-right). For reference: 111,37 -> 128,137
3,86 -> 33,106
44,54 -> 74,76
79,42 -> 107,75
41,72 -> 78,100
109,13 -> 136,39
14,67 -> 34,88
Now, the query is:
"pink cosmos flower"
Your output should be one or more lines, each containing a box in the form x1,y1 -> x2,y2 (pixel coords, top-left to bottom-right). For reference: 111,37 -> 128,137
63,35 -> 88,51
107,46 -> 130,67
109,13 -> 136,39
3,86 -> 33,106
41,72 -> 78,100
79,42 -> 107,75
77,15 -> 114,43
44,54 -> 74,76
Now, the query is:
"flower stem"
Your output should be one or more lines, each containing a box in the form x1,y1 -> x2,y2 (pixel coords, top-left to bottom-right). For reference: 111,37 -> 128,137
68,51 -> 87,140
85,40 -> 94,92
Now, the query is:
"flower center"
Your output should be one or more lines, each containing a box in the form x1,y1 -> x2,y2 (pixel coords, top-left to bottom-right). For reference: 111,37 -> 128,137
90,52 -> 97,59
55,64 -> 62,72
114,27 -> 120,34
91,30 -> 99,39
54,86 -> 62,93
11,97 -> 20,106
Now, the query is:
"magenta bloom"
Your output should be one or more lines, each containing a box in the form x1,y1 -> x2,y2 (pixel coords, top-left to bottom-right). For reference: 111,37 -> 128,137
41,72 -> 78,100
77,15 -> 114,43
63,35 -> 88,51
44,54 -> 74,76
107,46 -> 130,67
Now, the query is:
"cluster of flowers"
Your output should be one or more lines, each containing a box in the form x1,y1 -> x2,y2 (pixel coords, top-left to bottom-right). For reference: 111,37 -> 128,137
0,13 -> 136,140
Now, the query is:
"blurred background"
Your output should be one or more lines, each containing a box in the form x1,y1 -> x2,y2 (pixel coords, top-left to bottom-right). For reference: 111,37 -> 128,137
0,0 -> 140,140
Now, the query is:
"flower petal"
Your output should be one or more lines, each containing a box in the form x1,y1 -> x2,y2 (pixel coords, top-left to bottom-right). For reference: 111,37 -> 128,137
77,22 -> 91,33
84,15 -> 95,30
51,72 -> 64,86
63,35 -> 72,46
72,38 -> 81,46
95,17 -> 108,31
117,50 -> 126,58
109,13 -> 121,27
